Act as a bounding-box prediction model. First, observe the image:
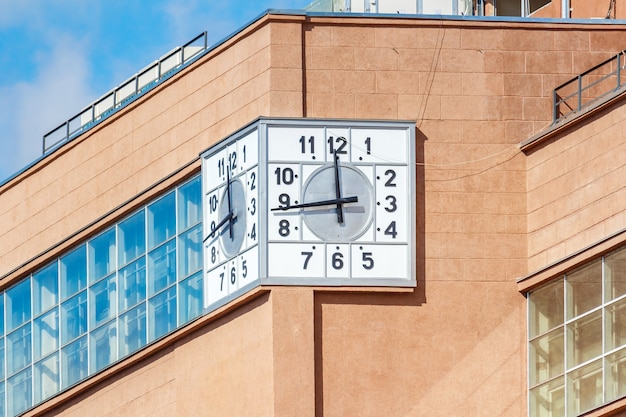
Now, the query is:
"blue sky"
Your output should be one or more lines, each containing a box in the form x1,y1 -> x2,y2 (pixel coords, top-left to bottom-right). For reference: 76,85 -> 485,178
0,0 -> 310,182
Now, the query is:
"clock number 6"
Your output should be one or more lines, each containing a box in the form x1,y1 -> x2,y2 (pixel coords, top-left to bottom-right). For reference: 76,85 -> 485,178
331,252 -> 344,270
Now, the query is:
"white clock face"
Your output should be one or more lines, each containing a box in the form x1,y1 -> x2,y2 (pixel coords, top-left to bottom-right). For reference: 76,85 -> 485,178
202,128 -> 259,309
266,124 -> 412,281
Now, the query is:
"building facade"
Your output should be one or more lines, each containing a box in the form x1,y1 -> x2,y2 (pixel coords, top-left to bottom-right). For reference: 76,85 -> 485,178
1,6 -> 626,417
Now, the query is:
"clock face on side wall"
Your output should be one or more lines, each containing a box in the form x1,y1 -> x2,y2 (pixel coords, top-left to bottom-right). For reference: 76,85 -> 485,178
201,118 -> 416,312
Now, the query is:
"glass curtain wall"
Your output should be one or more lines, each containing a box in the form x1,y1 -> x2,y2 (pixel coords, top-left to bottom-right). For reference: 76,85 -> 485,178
1,175 -> 203,417
529,245 -> 626,417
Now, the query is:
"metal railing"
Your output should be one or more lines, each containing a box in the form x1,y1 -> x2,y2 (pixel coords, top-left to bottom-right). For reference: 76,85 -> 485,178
553,50 -> 626,122
42,32 -> 208,154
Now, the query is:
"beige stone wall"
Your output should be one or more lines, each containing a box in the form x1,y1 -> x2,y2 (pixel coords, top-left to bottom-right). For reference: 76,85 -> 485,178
525,101 -> 626,273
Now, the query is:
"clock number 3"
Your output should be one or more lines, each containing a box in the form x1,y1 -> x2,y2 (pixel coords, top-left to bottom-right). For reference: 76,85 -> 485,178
383,169 -> 398,239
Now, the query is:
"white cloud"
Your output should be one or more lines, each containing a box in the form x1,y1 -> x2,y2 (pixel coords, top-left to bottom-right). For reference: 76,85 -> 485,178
0,35 -> 96,181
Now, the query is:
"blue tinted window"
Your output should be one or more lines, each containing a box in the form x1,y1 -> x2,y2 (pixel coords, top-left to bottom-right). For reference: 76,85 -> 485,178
33,309 -> 58,361
90,322 -> 117,373
6,279 -> 30,333
89,275 -> 116,328
33,262 -> 58,317
148,240 -> 176,296
88,228 -> 116,283
179,271 -> 202,325
149,287 -> 176,342
34,353 -> 59,404
148,192 -> 176,249
60,245 -> 86,300
119,258 -> 146,312
61,336 -> 87,389
118,211 -> 145,266
178,225 -> 202,278
119,304 -> 146,358
61,292 -> 87,345
7,324 -> 31,376
177,177 -> 202,231
7,368 -> 31,416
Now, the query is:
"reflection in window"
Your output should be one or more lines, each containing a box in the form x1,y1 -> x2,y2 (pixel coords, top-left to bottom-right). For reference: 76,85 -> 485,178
61,336 -> 87,389
118,211 -> 145,266
90,322 -> 117,374
88,229 -> 116,283
7,368 -> 31,416
89,275 -> 116,328
119,258 -> 146,312
61,292 -> 87,345
148,192 -> 176,249
149,240 -> 176,295
7,324 -> 31,376
149,287 -> 176,342
6,279 -> 30,333
33,263 -> 58,317
60,246 -> 86,300
179,272 -> 202,325
178,225 -> 202,278
119,304 -> 146,358
178,176 -> 202,231
34,353 -> 59,404
33,309 -> 58,361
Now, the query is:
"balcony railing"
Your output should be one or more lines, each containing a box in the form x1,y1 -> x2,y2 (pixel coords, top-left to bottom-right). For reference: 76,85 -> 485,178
553,50 -> 626,123
42,32 -> 208,154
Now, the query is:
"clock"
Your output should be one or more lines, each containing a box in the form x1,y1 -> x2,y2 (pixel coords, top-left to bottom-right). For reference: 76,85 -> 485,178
201,118 -> 416,312
202,127 -> 259,309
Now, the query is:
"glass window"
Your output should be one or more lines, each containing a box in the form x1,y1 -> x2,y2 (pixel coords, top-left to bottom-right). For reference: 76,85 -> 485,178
605,247 -> 626,303
530,376 -> 565,417
567,359 -> 603,416
89,275 -> 116,328
33,308 -> 58,361
60,245 -> 87,300
119,304 -> 146,358
6,278 -> 31,333
178,225 -> 202,278
605,297 -> 626,352
7,368 -> 31,417
34,353 -> 59,404
529,280 -> 564,338
33,262 -> 58,317
148,240 -> 176,296
530,327 -> 564,387
149,287 -> 176,342
118,210 -> 145,266
178,176 -> 202,231
90,321 -> 117,373
88,228 -> 116,283
61,291 -> 87,345
0,338 -> 4,380
566,260 -> 602,320
61,336 -> 88,389
7,324 -> 31,376
567,310 -> 602,368
179,271 -> 202,325
148,192 -> 176,249
119,258 -> 146,312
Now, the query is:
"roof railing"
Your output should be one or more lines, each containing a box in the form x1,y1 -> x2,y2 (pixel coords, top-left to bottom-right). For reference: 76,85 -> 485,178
42,32 -> 208,154
553,50 -> 626,123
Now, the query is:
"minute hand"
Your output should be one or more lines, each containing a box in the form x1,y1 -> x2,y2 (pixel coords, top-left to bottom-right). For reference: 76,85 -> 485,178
271,196 -> 358,211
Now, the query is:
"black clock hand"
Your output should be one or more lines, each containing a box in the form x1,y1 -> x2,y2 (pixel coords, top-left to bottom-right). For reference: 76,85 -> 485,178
226,167 -> 233,239
333,150 -> 344,224
271,196 -> 358,211
203,211 -> 237,242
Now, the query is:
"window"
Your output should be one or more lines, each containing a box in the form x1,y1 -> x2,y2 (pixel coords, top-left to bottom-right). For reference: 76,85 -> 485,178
0,175 -> 203,416
529,246 -> 626,416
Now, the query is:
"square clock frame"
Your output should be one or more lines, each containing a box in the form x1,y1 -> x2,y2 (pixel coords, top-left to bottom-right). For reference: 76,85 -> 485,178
201,118 -> 416,312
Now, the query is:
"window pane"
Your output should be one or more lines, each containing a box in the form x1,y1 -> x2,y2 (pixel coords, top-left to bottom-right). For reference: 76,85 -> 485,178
567,359 -> 602,417
33,308 -> 58,361
529,376 -> 565,417
149,287 -> 176,342
179,272 -> 202,325
0,382 -> 4,417
90,321 -> 117,373
567,310 -> 602,368
61,336 -> 88,389
119,257 -> 146,312
178,224 -> 202,278
90,275 -> 116,328
60,245 -> 87,300
119,304 -> 146,358
530,327 -> 564,387
88,228 -> 116,283
529,279 -> 564,338
148,192 -> 176,249
606,347 -> 626,402
61,291 -> 87,345
6,278 -> 31,332
0,295 -> 4,336
118,210 -> 145,266
7,324 -> 31,376
148,240 -> 176,296
0,338 -> 4,380
177,176 -> 202,231
7,368 -> 31,417
566,260 -> 602,320
33,262 -> 58,317
34,353 -> 59,404
605,247 -> 626,302
606,297 -> 626,352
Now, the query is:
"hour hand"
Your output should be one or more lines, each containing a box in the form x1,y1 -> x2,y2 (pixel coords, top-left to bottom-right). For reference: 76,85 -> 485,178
204,211 -> 236,242
271,196 -> 358,211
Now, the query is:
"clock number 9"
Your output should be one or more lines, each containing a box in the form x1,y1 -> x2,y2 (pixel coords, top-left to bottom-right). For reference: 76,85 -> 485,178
278,193 -> 290,208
